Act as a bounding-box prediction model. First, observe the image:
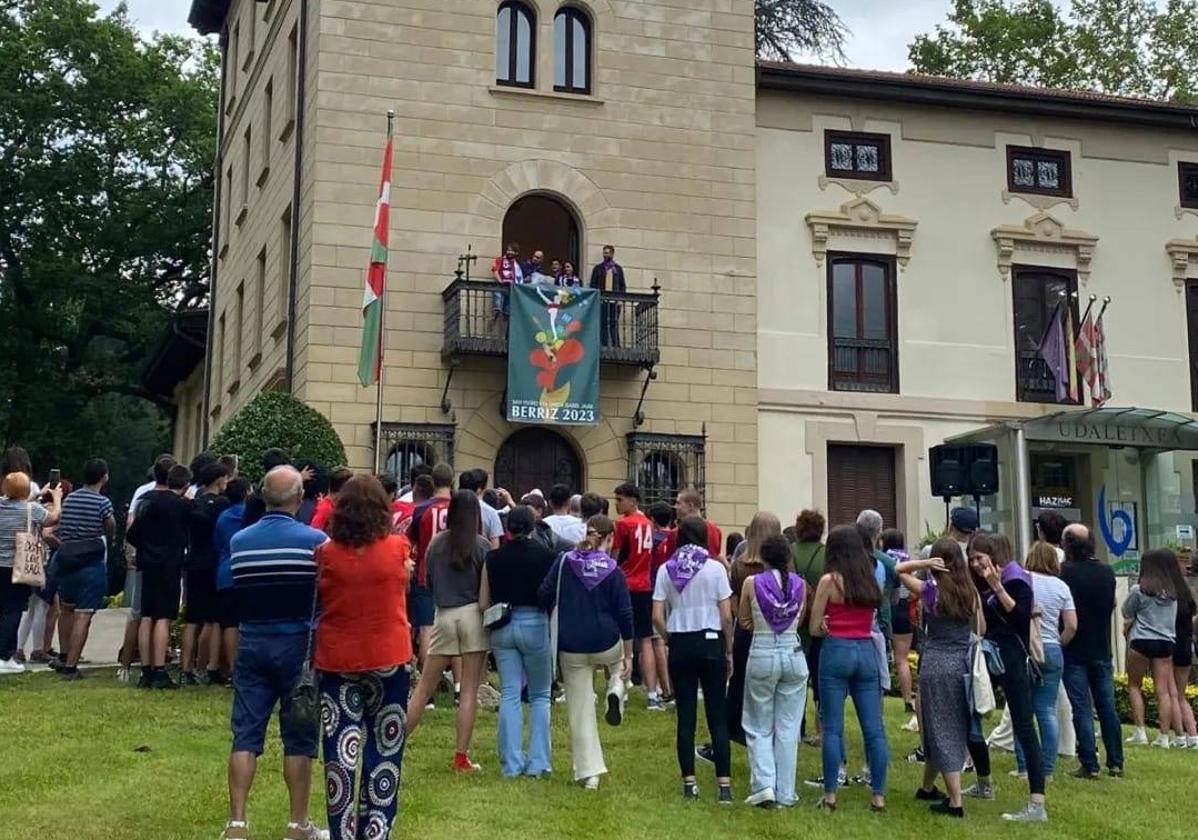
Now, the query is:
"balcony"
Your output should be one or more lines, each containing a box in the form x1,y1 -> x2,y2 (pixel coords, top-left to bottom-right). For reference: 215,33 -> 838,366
1016,351 -> 1080,405
442,279 -> 660,368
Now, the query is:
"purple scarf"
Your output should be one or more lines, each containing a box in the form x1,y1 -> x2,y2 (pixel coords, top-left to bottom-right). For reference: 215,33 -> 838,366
564,548 -> 617,591
665,544 -> 710,593
754,571 -> 805,634
921,576 -> 939,613
986,560 -> 1032,606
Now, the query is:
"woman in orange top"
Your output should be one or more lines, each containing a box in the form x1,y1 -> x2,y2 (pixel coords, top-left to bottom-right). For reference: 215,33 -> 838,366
315,475 -> 413,840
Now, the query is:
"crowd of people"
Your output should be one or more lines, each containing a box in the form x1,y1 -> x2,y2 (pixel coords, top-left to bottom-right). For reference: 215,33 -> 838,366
1,442 -> 1197,839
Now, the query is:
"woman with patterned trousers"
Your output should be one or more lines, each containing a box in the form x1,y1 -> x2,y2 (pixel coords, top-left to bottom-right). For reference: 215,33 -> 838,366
316,476 -> 414,840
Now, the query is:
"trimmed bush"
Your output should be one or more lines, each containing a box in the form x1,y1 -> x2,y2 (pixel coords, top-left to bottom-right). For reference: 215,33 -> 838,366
210,390 -> 347,484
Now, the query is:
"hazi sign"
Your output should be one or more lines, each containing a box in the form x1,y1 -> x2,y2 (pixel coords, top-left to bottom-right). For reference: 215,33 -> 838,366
1036,496 -> 1074,509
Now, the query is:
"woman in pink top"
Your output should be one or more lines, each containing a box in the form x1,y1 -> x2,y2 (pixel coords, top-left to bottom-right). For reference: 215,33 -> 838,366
808,525 -> 888,812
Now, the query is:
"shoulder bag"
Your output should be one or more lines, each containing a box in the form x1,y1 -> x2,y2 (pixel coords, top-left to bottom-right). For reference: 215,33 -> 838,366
12,504 -> 47,587
1028,606 -> 1046,665
286,545 -> 324,731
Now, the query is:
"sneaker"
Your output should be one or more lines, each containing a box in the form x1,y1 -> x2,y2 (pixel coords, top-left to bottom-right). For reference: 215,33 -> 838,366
647,696 -> 665,712
424,700 -> 436,711
152,670 -> 179,690
901,714 -> 920,732
60,667 -> 83,681
745,788 -> 776,807
1126,727 -> 1148,745
219,821 -> 250,840
1072,766 -> 1100,780
963,781 -> 996,800
1002,802 -> 1048,823
583,776 -> 600,791
283,820 -> 330,840
1188,736 -> 1198,749
453,689 -> 461,707
849,773 -> 871,787
804,768 -> 848,789
1009,769 -> 1028,779
28,650 -> 50,664
906,747 -> 926,763
605,691 -> 623,726
13,651 -> 25,663
116,666 -> 131,683
1172,736 -> 1187,748
682,781 -> 700,801
452,753 -> 481,774
929,800 -> 965,818
915,786 -> 948,801
695,744 -> 715,766
1152,734 -> 1171,749
1107,766 -> 1124,778
0,658 -> 25,675
183,671 -> 200,687
717,784 -> 734,805
553,691 -> 567,705
137,670 -> 153,689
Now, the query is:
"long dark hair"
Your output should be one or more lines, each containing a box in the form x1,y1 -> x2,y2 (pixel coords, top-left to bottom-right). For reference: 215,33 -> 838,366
928,538 -> 975,621
329,476 -> 391,549
1139,548 -> 1179,599
1166,550 -> 1197,613
824,525 -> 881,607
760,535 -> 794,599
446,489 -> 481,570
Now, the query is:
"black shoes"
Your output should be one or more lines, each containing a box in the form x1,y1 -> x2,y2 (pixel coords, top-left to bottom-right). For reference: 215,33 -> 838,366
695,744 -> 715,765
1071,766 -> 1100,780
915,786 -> 948,801
930,800 -> 965,818
717,785 -> 733,806
682,781 -> 700,801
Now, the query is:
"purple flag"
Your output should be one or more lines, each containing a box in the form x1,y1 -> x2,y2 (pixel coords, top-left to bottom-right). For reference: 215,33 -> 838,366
1038,305 -> 1068,402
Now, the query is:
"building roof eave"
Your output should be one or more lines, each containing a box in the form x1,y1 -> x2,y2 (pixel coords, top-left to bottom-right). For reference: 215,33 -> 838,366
188,0 -> 230,35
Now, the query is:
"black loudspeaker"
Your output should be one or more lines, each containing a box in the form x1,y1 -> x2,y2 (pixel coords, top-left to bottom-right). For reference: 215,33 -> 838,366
930,445 -> 967,498
929,443 -> 1000,499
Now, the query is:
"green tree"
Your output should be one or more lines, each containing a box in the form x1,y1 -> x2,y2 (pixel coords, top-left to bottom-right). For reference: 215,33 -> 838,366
755,0 -> 847,62
909,0 -> 1198,103
0,0 -> 217,489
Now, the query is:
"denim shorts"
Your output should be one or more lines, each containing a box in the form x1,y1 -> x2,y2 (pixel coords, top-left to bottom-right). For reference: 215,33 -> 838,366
57,561 -> 108,613
230,630 -> 318,758
492,287 -> 510,315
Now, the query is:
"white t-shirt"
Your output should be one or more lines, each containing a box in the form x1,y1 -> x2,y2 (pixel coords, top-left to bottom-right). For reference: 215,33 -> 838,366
1031,571 -> 1075,646
543,513 -> 585,546
128,479 -> 157,525
652,559 -> 732,634
479,500 -> 505,541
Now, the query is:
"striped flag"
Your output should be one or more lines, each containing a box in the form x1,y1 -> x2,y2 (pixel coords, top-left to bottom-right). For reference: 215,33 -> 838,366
1094,311 -> 1112,406
357,119 -> 394,387
1076,308 -> 1098,404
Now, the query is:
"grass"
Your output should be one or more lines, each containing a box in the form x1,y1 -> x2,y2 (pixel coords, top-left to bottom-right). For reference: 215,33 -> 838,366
1,668 -> 1192,840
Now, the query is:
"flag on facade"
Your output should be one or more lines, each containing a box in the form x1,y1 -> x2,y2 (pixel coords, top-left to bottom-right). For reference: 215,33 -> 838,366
356,119 -> 394,387
1038,303 -> 1069,402
1093,311 -> 1112,406
1076,308 -> 1098,404
1064,303 -> 1079,403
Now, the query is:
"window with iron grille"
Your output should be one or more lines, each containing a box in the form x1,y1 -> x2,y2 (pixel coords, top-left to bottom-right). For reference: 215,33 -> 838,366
627,433 -> 706,509
1181,162 -> 1198,210
376,423 -> 455,482
824,131 -> 892,181
1007,146 -> 1072,197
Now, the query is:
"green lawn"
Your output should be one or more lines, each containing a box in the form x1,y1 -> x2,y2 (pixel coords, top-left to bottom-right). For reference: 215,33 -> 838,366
0,668 -> 1189,840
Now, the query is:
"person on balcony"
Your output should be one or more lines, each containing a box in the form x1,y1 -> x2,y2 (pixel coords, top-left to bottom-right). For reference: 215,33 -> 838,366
558,260 -> 581,289
588,245 -> 625,347
491,242 -> 523,333
522,249 -> 547,284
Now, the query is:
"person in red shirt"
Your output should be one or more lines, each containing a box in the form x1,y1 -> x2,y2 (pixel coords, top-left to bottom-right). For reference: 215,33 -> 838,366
663,489 -> 723,562
647,501 -> 676,702
611,483 -> 664,710
314,475 -> 413,840
309,466 -> 354,532
490,241 -> 523,333
406,463 -> 454,676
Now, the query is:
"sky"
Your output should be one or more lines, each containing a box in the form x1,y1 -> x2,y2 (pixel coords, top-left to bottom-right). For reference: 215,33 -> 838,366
96,0 -> 985,72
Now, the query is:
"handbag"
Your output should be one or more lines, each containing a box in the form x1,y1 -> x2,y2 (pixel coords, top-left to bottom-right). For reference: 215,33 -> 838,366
12,504 -> 47,587
286,546 -> 323,731
970,636 -> 997,716
1028,607 -> 1046,666
483,602 -> 512,630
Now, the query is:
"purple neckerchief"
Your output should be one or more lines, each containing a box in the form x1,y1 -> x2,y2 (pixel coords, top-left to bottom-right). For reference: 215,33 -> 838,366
886,549 -> 909,564
564,548 -> 617,591
666,544 -> 710,593
754,571 -> 805,634
922,576 -> 939,613
986,560 -> 1032,605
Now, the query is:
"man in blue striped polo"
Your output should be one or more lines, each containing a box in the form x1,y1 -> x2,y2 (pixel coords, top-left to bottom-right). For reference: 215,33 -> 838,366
222,465 -> 329,840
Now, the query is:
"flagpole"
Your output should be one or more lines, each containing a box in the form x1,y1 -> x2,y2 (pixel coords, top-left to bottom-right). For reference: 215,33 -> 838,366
373,109 -> 394,475
1078,293 -> 1097,326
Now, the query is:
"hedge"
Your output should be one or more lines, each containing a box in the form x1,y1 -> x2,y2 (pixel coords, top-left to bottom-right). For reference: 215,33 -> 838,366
210,390 -> 347,484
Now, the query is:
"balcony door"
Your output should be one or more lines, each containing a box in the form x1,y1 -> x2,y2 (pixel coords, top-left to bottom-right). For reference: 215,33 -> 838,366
502,194 -> 580,272
1013,266 -> 1079,403
495,427 -> 583,497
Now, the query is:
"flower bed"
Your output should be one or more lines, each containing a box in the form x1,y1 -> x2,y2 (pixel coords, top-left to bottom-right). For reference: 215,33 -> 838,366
1113,672 -> 1198,726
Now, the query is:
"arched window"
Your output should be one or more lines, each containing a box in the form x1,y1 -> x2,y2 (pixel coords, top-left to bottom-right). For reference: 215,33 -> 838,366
496,1 -> 535,88
553,7 -> 591,94
502,193 -> 581,271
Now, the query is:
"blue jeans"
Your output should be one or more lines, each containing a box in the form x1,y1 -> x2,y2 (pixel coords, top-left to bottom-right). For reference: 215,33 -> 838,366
743,633 -> 808,806
1016,643 -> 1063,776
818,636 -> 889,796
491,608 -> 553,777
1062,655 -> 1125,773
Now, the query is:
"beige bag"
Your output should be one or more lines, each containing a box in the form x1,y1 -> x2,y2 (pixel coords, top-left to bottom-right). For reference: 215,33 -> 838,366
12,504 -> 47,588
1029,607 -> 1046,665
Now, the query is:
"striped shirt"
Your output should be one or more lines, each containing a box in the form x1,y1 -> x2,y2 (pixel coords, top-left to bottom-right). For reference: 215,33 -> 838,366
0,499 -> 48,568
229,512 -> 327,634
56,487 -> 113,543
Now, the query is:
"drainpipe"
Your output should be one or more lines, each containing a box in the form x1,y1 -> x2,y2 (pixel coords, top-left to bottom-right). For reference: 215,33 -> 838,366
284,0 -> 309,393
201,25 -> 230,447
1013,425 -> 1033,559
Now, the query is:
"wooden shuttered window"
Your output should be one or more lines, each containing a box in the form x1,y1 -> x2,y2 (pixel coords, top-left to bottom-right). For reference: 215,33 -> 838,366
827,444 -> 897,531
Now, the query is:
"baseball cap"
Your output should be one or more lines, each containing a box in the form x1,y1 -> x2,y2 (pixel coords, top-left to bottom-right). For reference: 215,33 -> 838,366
950,507 -> 980,533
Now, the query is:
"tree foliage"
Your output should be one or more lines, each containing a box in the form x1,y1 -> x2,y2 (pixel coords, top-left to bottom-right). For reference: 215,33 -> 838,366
755,0 -> 847,62
210,391 -> 348,485
909,0 -> 1198,103
0,0 -> 217,488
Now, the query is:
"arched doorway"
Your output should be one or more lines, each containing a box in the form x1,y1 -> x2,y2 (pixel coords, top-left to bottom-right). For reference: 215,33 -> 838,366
494,427 -> 583,497
502,193 -> 581,272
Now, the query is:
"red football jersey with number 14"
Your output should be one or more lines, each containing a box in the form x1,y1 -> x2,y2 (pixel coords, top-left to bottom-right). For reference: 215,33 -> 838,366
613,510 -> 654,593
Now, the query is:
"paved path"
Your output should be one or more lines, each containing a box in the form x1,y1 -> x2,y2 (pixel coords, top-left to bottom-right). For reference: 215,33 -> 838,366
21,607 -> 129,672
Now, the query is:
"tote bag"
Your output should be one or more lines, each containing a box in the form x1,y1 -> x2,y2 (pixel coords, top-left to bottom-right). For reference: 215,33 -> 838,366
970,636 -> 997,716
12,504 -> 47,588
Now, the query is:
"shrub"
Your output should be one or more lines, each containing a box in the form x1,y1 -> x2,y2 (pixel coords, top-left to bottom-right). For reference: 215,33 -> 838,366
1114,672 -> 1198,726
210,390 -> 347,484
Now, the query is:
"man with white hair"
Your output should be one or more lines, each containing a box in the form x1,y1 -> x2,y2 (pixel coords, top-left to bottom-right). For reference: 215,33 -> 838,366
855,509 -> 899,639
221,466 -> 329,840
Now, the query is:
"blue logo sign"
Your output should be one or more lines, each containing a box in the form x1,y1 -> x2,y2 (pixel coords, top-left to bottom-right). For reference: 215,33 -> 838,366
1098,486 -> 1134,557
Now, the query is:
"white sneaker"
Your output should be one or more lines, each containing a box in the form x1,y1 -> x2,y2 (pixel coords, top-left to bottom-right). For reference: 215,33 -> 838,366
1152,734 -> 1171,749
116,666 -> 131,683
0,658 -> 25,675
284,821 -> 329,840
1171,736 -> 1186,748
1126,728 -> 1148,745
583,776 -> 600,790
1188,736 -> 1198,749
745,787 -> 776,807
901,714 -> 920,732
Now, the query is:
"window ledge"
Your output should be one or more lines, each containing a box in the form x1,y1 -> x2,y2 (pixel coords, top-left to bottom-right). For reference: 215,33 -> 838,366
242,49 -> 255,73
278,118 -> 295,143
247,351 -> 262,372
218,240 -> 229,261
256,165 -> 270,188
819,175 -> 899,197
225,94 -> 237,116
235,204 -> 248,227
226,379 -> 241,397
488,85 -> 603,106
1002,190 -> 1079,213
272,319 -> 288,341
209,404 -> 222,418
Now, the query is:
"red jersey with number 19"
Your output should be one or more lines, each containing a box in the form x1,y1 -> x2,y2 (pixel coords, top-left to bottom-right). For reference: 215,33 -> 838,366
409,496 -> 450,586
612,510 -> 654,593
